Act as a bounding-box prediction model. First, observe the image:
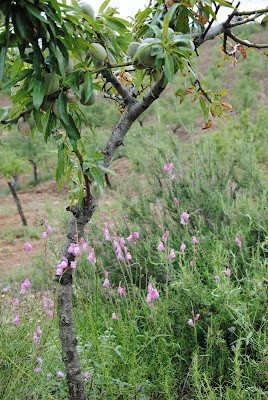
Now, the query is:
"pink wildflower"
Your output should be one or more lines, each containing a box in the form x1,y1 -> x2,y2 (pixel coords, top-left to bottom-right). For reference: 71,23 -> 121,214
68,243 -> 82,257
157,241 -> 165,251
146,283 -> 159,303
24,242 -> 32,251
132,232 -> 139,239
181,211 -> 189,221
70,261 -> 77,269
42,232 -> 47,239
13,315 -> 20,324
112,312 -> 118,320
158,225 -> 163,230
168,249 -> 175,259
171,174 -> 175,180
180,218 -> 186,225
82,243 -> 87,251
57,371 -> 64,378
46,225 -> 52,233
102,278 -> 110,288
180,243 -> 186,254
162,231 -> 169,243
226,267 -> 231,277
174,198 -> 178,204
215,275 -> 220,280
188,319 -> 195,327
47,310 -> 53,318
126,252 -> 132,260
195,314 -> 200,320
83,372 -> 90,381
34,368 -> 41,374
36,357 -> 43,365
20,279 -> 31,294
87,248 -> 96,263
104,228 -> 111,241
118,286 -> 126,296
44,220 -> 48,226
127,234 -> 133,242
15,298 -> 19,306
192,236 -> 199,244
103,270 -> 109,277
235,237 -> 242,247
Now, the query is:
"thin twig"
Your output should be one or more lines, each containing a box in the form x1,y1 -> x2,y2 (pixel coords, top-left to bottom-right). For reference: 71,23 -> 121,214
227,31 -> 268,49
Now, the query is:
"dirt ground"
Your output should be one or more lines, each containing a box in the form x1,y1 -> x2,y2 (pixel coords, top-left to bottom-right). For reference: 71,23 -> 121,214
0,178 -> 70,274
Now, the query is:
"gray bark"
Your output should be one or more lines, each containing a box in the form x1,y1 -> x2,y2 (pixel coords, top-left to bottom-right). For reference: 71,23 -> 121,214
56,74 -> 166,400
7,175 -> 27,226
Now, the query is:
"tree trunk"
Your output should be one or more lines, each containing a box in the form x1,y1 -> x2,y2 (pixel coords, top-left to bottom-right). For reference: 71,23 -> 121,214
7,175 -> 27,226
56,75 -> 166,400
29,159 -> 38,185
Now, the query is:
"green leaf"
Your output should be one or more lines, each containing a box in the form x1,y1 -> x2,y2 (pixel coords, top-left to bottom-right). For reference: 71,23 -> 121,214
33,79 -> 45,110
33,108 -> 42,132
0,105 -> 11,122
99,0 -> 110,14
91,167 -> 105,188
199,97 -> 206,112
44,109 -> 56,142
25,3 -> 49,23
77,187 -> 84,208
83,71 -> 93,104
11,56 -> 23,79
58,92 -> 69,125
163,3 -> 179,37
0,46 -> 6,86
62,114 -> 80,141
55,142 -> 65,181
164,52 -> 174,83
3,69 -> 32,90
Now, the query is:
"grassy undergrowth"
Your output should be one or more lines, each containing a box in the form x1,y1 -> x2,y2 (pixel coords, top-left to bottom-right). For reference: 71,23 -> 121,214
1,112 -> 267,399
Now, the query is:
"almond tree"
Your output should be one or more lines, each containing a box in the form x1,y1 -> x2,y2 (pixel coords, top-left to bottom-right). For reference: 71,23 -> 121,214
0,1 -> 267,398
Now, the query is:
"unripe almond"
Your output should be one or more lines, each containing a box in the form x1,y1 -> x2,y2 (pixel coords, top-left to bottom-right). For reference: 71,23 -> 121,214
63,58 -> 74,76
88,43 -> 107,63
66,89 -> 79,103
53,99 -> 69,119
40,97 -> 53,111
25,114 -> 36,129
90,182 -> 104,199
80,90 -> 97,106
18,118 -> 30,136
44,73 -> 60,95
81,2 -> 95,18
128,42 -> 140,58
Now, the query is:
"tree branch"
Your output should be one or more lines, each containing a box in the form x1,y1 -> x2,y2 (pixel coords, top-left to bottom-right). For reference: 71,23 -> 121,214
102,68 -> 133,105
227,31 -> 268,49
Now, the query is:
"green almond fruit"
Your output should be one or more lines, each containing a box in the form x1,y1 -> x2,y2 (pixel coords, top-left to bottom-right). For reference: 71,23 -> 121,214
152,70 -> 162,82
63,58 -> 74,76
66,89 -> 79,103
128,42 -> 140,58
80,90 -> 97,106
90,182 -> 104,199
53,99 -> 69,119
88,43 -> 107,63
44,73 -> 60,96
81,2 -> 95,18
40,97 -> 53,111
138,39 -> 156,68
18,118 -> 31,136
25,114 -> 36,129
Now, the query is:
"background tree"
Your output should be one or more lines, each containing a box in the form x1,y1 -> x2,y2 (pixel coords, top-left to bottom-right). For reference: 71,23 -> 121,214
0,0 -> 267,398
